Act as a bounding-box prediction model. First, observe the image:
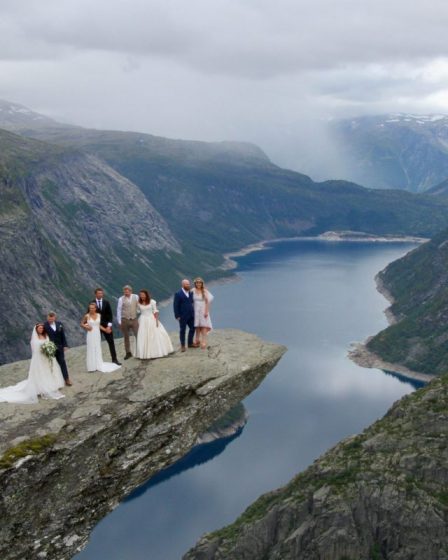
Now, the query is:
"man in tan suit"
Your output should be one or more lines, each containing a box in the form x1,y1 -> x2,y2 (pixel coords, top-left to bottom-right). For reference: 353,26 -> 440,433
117,285 -> 139,360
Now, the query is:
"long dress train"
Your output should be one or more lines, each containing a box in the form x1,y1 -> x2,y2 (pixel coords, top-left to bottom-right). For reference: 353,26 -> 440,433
0,332 -> 65,404
136,301 -> 174,359
86,315 -> 121,373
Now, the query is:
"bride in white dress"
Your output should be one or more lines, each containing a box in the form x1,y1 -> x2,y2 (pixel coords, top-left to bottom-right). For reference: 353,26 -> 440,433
81,303 -> 122,373
0,323 -> 65,404
136,290 -> 174,359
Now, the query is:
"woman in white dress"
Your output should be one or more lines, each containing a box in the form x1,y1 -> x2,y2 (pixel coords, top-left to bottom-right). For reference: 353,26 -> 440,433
192,277 -> 214,349
136,290 -> 174,359
81,303 -> 121,373
0,323 -> 65,404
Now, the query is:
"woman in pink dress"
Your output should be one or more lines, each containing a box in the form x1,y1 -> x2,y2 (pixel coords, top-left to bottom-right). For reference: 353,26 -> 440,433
192,277 -> 214,349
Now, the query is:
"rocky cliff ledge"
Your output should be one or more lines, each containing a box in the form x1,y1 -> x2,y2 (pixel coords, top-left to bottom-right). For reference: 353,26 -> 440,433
185,374 -> 448,560
0,330 -> 285,560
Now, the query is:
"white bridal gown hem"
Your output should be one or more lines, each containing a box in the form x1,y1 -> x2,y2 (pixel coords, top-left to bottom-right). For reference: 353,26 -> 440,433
0,332 -> 65,404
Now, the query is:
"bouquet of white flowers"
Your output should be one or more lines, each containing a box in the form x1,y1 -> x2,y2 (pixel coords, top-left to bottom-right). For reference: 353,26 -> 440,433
41,341 -> 57,359
41,340 -> 58,372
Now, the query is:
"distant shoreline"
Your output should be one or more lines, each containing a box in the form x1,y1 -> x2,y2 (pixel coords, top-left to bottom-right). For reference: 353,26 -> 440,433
221,231 -> 426,271
348,342 -> 434,384
159,232 -> 432,384
221,231 -> 431,384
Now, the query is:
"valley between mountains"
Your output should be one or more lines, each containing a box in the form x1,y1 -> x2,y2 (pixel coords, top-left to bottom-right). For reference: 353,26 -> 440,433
2,100 -> 448,364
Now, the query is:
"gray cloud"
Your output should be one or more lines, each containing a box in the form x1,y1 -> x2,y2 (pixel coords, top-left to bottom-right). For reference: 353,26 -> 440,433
1,0 -> 448,177
1,1 -> 448,74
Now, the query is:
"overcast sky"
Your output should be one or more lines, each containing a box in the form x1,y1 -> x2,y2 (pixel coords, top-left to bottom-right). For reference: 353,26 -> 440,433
2,0 -> 448,171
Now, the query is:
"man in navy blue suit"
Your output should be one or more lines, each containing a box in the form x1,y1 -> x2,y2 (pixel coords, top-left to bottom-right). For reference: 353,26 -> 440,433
173,279 -> 197,352
44,311 -> 72,386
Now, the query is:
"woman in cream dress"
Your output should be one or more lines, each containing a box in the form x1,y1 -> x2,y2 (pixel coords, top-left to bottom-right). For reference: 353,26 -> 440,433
136,290 -> 173,359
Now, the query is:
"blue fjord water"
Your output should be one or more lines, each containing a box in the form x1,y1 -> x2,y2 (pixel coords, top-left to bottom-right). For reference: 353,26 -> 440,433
75,239 -> 421,560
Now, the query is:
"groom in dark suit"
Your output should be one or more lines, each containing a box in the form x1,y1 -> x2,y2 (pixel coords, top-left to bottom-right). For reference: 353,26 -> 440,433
94,287 -> 121,365
173,279 -> 197,352
44,311 -> 72,386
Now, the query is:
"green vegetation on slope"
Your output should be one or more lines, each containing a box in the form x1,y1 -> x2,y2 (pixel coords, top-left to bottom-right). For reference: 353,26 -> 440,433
185,375 -> 448,559
20,126 -> 448,250
368,228 -> 448,375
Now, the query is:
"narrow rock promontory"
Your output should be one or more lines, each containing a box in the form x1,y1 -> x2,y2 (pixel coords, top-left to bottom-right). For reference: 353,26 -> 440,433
184,374 -> 448,560
0,329 -> 285,560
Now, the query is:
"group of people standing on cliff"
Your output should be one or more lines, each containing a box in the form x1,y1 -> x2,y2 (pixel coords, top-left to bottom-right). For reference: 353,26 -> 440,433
0,278 -> 214,405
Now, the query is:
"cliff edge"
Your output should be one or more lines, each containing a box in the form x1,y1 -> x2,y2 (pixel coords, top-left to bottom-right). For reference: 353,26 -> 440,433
0,329 -> 285,560
185,374 -> 448,560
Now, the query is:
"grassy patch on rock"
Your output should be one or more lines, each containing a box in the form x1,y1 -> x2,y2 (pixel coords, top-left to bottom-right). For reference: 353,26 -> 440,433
0,434 -> 57,469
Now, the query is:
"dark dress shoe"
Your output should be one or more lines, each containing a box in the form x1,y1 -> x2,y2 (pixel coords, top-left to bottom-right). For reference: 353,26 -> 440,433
124,353 -> 132,360
113,360 -> 122,365
181,346 -> 186,352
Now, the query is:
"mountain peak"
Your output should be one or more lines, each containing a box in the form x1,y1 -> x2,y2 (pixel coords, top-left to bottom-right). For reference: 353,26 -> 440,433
0,99 -> 63,130
345,113 -> 448,129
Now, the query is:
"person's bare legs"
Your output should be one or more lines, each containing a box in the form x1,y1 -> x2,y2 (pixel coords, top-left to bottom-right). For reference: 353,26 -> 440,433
199,327 -> 209,349
194,329 -> 200,346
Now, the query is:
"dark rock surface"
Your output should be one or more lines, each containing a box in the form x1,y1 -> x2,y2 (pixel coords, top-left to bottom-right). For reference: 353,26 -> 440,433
0,329 -> 285,560
184,374 -> 448,560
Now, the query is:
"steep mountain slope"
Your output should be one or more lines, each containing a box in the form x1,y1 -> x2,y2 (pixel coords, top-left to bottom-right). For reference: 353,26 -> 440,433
12,124 -> 448,249
367,228 -> 448,375
0,129 -> 187,364
184,374 -> 448,560
331,114 -> 448,192
4,102 -> 448,364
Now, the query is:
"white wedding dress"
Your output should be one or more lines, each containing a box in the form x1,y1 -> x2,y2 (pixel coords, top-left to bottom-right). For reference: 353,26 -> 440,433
0,331 -> 65,404
86,315 -> 121,373
136,301 -> 174,359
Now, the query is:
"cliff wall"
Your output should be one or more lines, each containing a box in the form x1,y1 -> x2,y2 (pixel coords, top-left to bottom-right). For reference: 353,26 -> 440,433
185,373 -> 448,560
